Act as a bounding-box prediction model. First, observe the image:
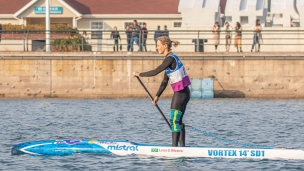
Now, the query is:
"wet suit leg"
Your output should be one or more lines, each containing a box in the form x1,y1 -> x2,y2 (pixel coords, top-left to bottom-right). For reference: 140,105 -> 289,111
170,86 -> 191,147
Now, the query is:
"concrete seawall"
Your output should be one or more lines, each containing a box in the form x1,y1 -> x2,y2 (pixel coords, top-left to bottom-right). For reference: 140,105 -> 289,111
0,52 -> 303,99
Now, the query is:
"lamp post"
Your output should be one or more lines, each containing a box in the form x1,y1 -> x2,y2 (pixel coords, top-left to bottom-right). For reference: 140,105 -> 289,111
46,0 -> 50,52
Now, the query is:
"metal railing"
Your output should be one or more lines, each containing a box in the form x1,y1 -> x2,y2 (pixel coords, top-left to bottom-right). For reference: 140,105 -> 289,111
0,29 -> 304,52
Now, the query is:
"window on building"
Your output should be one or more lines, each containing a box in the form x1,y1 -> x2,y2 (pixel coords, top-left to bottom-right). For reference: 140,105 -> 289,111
91,22 -> 103,29
91,21 -> 103,39
173,22 -> 182,28
273,13 -> 283,18
225,16 -> 232,23
124,22 -> 145,29
240,16 -> 249,25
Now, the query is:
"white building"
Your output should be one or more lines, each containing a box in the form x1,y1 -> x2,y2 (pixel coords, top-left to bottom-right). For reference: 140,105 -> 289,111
225,0 -> 266,27
1,0 -> 304,29
266,0 -> 300,27
178,0 -> 221,27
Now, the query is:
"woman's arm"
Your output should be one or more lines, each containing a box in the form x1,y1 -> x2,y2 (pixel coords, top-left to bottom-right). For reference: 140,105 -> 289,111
139,57 -> 175,77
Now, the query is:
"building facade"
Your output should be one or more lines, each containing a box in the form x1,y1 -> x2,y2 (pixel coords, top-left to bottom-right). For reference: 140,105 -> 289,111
0,0 -> 303,53
1,0 -> 304,28
0,0 -> 182,29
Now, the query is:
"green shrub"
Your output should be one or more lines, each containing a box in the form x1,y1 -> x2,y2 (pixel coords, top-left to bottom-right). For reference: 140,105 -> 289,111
51,34 -> 91,51
2,23 -> 75,31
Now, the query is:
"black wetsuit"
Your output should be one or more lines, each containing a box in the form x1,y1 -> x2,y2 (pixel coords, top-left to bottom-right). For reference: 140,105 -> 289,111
140,53 -> 191,147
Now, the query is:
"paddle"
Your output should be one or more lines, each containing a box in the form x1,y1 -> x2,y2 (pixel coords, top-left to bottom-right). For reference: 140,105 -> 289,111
136,76 -> 171,130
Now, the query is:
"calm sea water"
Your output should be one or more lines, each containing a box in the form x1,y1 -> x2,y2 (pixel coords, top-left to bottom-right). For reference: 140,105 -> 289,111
0,98 -> 303,171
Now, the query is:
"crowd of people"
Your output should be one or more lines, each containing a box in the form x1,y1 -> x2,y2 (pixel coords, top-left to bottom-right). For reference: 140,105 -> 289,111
81,19 -> 263,53
213,19 -> 263,52
102,20 -> 169,52
108,18 -> 263,53
124,20 -> 169,52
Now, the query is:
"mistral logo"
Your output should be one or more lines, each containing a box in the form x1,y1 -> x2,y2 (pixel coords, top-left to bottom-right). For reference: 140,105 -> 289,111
107,145 -> 138,151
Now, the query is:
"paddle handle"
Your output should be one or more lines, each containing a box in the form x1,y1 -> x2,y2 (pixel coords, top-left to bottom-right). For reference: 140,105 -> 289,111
136,76 -> 171,130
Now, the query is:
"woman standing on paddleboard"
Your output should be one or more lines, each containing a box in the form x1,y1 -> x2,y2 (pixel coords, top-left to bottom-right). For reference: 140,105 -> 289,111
133,36 -> 191,147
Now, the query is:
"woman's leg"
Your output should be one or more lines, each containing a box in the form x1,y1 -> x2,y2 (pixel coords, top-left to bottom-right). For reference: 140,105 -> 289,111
170,87 -> 191,147
130,37 -> 135,52
127,38 -> 130,51
257,36 -> 260,52
115,40 -> 119,51
228,38 -> 231,52
143,39 -> 147,52
235,37 -> 239,52
239,38 -> 243,52
170,92 -> 180,147
178,87 -> 190,147
251,34 -> 256,52
225,38 -> 228,52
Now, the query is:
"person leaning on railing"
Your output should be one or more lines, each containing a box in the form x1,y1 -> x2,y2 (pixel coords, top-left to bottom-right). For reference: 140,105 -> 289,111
154,26 -> 162,52
125,25 -> 132,51
234,22 -> 243,53
163,25 -> 169,37
251,19 -> 262,52
129,20 -> 141,52
212,22 -> 220,52
110,26 -> 121,52
224,22 -> 233,52
82,31 -> 90,42
140,23 -> 148,52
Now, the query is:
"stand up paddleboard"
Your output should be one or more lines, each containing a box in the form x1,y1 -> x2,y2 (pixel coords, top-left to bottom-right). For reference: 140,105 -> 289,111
11,140 -> 304,160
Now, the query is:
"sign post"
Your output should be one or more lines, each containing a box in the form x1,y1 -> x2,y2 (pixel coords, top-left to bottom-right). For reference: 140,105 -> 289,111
45,0 -> 50,52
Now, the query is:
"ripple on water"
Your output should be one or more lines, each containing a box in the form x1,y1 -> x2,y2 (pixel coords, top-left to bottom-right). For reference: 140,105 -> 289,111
0,98 -> 304,170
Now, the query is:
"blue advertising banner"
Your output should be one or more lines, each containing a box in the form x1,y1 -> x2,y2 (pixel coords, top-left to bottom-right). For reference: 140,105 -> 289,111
34,6 -> 63,14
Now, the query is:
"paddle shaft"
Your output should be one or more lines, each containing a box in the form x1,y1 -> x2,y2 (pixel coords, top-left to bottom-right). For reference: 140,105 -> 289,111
136,76 -> 171,130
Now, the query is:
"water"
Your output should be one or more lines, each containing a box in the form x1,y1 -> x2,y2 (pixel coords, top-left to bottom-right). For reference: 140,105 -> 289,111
0,98 -> 303,170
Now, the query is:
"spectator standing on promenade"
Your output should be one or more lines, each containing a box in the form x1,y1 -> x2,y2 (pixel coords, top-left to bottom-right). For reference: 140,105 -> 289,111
0,23 -> 2,43
234,22 -> 243,52
154,26 -> 162,52
163,25 -> 169,37
140,23 -> 148,52
251,19 -> 262,52
125,25 -> 132,51
212,22 -> 220,52
83,31 -> 90,42
224,22 -> 233,52
129,20 -> 141,52
110,26 -> 121,51
82,31 -> 90,51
